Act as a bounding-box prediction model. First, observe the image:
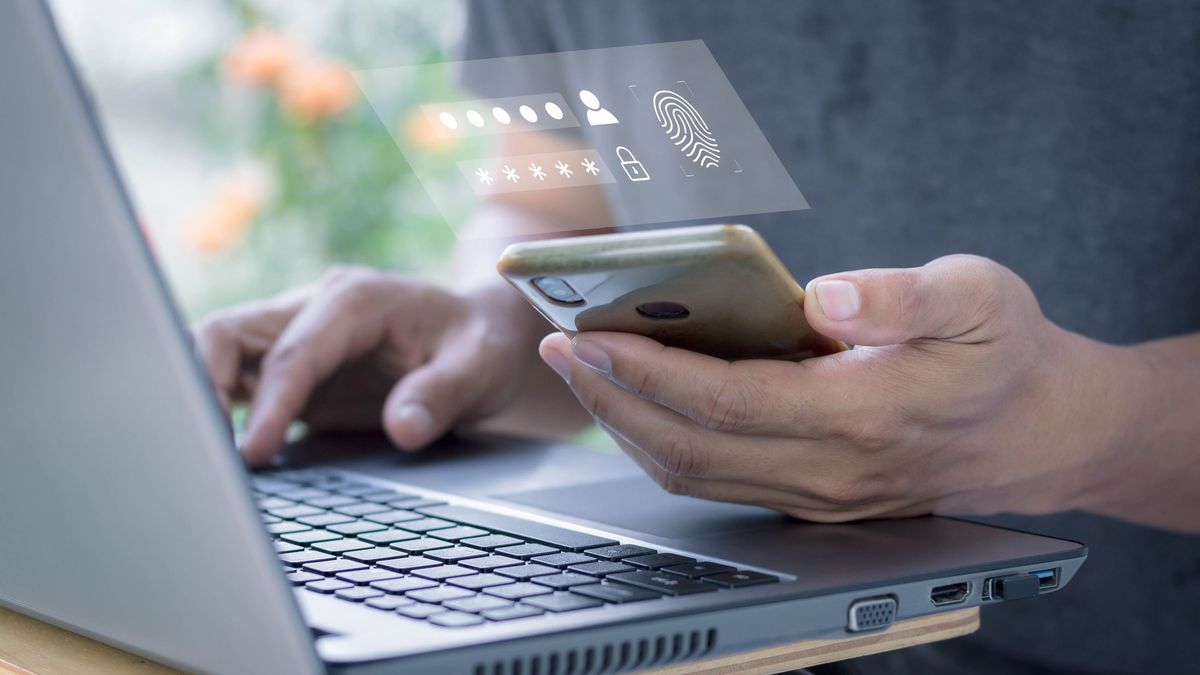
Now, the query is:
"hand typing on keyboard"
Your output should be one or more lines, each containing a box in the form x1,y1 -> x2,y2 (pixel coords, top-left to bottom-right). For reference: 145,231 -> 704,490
192,266 -> 589,465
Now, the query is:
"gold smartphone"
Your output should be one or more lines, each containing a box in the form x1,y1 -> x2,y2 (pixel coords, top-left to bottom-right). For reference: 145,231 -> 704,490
497,224 -> 846,361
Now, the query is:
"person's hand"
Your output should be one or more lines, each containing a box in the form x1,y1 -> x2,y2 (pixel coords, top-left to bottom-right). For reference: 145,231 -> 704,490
193,267 -> 546,466
539,254 -> 1142,521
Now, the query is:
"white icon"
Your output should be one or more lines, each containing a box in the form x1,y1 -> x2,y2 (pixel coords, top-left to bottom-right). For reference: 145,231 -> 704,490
554,160 -> 573,178
438,112 -> 458,130
581,158 -> 600,176
502,165 -> 520,183
653,89 -> 719,168
491,106 -> 511,125
518,105 -> 538,123
544,101 -> 565,120
528,163 -> 546,180
474,168 -> 493,185
615,146 -> 650,182
578,90 -> 619,126
465,109 -> 485,128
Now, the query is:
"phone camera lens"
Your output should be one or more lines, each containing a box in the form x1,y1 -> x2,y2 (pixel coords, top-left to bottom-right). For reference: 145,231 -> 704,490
531,276 -> 585,306
636,301 -> 690,320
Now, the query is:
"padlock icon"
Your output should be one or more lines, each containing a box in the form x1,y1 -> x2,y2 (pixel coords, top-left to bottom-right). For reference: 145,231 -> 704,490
615,146 -> 651,182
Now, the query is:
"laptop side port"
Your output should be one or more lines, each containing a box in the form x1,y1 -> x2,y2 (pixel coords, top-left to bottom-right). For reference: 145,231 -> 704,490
929,581 -> 972,606
982,568 -> 1059,601
1032,568 -> 1059,590
847,596 -> 897,632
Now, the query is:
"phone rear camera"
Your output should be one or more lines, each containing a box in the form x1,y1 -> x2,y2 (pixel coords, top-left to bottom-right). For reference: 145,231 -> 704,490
636,301 -> 690,320
531,276 -> 585,305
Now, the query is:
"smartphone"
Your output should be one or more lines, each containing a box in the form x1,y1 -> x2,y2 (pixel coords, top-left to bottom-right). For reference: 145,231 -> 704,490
497,224 -> 846,361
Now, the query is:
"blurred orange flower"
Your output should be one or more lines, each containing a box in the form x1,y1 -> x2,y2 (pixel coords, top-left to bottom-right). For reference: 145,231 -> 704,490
278,58 -> 359,121
222,27 -> 298,87
184,175 -> 266,254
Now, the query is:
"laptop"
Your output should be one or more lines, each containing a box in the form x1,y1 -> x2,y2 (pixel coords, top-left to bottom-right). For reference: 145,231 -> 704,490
0,2 -> 1087,673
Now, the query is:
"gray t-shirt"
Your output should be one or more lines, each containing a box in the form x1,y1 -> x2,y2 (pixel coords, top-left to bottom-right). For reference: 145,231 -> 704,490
463,2 -> 1200,672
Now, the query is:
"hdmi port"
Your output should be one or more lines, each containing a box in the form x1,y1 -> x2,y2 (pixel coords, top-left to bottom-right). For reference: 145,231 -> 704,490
930,581 -> 972,606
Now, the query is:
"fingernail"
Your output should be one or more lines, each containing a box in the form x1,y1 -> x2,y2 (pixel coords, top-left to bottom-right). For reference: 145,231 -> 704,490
393,403 -> 434,446
571,339 -> 611,375
813,279 -> 861,321
540,343 -> 572,382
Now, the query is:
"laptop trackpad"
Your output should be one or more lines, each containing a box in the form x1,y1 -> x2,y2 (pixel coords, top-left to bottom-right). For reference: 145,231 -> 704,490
496,477 -> 789,541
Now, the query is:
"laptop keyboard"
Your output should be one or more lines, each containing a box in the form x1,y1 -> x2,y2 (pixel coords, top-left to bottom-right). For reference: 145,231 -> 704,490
255,469 -> 779,628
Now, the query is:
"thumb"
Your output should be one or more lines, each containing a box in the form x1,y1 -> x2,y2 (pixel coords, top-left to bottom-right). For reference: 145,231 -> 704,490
803,254 -> 1019,346
380,346 -> 493,452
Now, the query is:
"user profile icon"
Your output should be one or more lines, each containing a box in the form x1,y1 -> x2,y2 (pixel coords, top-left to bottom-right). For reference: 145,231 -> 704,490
578,90 -> 619,126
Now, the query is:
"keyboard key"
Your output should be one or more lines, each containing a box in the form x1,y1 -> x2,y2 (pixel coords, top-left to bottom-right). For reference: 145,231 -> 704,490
312,539 -> 373,554
303,559 -> 368,575
661,562 -> 735,579
421,504 -> 619,551
371,577 -> 438,594
337,569 -> 402,585
360,529 -> 420,545
426,547 -> 488,563
267,521 -> 311,535
568,561 -> 634,577
252,477 -> 294,494
522,592 -> 604,613
461,555 -> 522,571
585,544 -> 656,561
448,573 -> 513,590
306,579 -> 353,594
397,517 -> 455,533
624,553 -> 695,570
703,571 -> 780,588
366,596 -> 415,611
391,538 -> 453,554
336,484 -> 389,497
280,530 -> 341,545
304,495 -> 360,509
413,565 -> 474,581
444,595 -> 513,613
484,582 -> 553,600
481,605 -> 544,621
269,505 -> 326,520
461,534 -> 523,550
429,526 -> 489,541
361,490 -> 420,503
273,541 -> 303,554
407,586 -> 475,604
286,571 -> 323,585
279,550 -> 335,567
387,497 -> 446,510
398,603 -> 445,619
333,502 -> 390,517
261,514 -> 282,524
276,488 -> 331,501
532,573 -> 597,590
572,583 -> 662,604
297,513 -> 355,527
495,564 -> 558,581
328,521 -> 388,536
532,553 -> 595,568
608,571 -> 718,596
365,510 -> 424,525
343,547 -> 406,564
428,611 -> 485,628
378,557 -> 439,573
496,543 -> 559,559
335,587 -> 384,602
257,496 -> 296,510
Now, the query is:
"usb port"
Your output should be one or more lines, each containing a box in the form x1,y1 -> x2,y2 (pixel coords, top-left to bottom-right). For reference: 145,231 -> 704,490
929,581 -> 972,606
1032,568 -> 1059,590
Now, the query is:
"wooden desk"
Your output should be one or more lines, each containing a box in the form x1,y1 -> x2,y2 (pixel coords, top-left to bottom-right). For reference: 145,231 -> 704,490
0,605 -> 978,675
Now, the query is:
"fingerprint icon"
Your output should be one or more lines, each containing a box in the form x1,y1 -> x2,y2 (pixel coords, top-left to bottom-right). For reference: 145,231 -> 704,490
653,89 -> 720,169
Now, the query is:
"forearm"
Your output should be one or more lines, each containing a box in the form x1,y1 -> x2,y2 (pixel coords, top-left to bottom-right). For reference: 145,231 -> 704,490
1085,332 -> 1200,533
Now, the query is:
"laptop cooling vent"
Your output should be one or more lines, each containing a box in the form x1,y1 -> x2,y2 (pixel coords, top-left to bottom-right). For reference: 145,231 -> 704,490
474,628 -> 718,675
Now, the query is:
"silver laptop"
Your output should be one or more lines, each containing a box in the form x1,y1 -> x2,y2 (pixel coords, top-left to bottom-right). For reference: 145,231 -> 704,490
0,2 -> 1086,673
